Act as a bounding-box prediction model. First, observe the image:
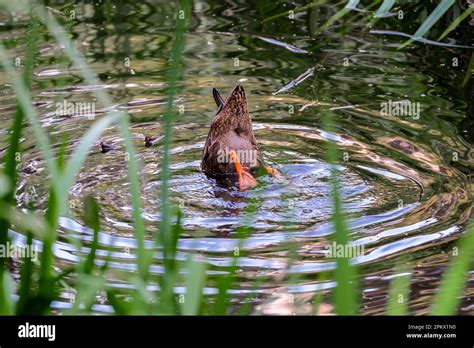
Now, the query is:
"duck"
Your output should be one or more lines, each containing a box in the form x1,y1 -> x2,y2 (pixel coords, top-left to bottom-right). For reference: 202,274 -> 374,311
201,85 -> 279,190
144,135 -> 160,147
99,141 -> 119,153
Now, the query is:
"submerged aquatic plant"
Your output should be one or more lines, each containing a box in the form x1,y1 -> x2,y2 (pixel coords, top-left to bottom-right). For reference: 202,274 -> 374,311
268,0 -> 473,49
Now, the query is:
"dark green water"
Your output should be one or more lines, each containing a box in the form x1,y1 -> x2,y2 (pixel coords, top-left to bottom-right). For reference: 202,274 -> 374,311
1,1 -> 473,314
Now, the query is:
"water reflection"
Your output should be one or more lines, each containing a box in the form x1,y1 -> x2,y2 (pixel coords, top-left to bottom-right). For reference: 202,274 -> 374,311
1,1 -> 473,315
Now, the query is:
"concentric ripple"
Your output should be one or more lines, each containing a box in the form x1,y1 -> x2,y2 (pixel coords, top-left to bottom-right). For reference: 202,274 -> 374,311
2,2 -> 473,315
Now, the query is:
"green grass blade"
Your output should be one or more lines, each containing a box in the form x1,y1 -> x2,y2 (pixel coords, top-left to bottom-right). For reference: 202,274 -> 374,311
182,258 -> 207,315
438,6 -> 474,41
0,18 -> 38,202
262,0 -> 328,22
82,195 -> 100,275
34,138 -> 70,314
71,275 -> 105,314
32,138 -> 66,314
374,0 -> 396,18
311,273 -> 329,315
1,271 -> 15,315
130,276 -> 156,314
213,225 -> 250,315
320,0 -> 361,31
159,0 -> 189,252
16,232 -> 34,314
386,262 -> 411,315
222,192 -> 266,315
0,41 -> 62,312
431,223 -> 474,315
323,110 -> 358,315
156,0 -> 190,314
33,5 -> 149,280
226,197 -> 265,316
106,289 -> 132,315
0,16 -> 39,314
399,0 -> 455,49
213,248 -> 239,315
158,208 -> 182,314
462,52 -> 474,87
330,164 -> 357,315
0,45 -> 60,191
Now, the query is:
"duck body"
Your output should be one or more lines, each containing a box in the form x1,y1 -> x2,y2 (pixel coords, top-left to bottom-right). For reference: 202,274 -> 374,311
99,141 -> 119,153
202,85 -> 267,189
144,135 -> 160,147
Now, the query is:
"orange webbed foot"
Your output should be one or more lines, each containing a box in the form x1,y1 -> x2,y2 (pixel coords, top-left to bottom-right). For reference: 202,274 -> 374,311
265,166 -> 281,177
228,150 -> 257,190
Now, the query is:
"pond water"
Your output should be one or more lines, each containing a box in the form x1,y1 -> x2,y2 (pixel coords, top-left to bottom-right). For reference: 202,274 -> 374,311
1,1 -> 473,314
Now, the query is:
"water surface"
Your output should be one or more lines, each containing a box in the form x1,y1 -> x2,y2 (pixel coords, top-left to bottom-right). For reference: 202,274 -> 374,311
1,1 -> 473,315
